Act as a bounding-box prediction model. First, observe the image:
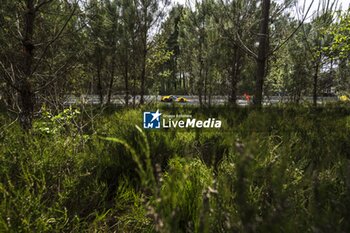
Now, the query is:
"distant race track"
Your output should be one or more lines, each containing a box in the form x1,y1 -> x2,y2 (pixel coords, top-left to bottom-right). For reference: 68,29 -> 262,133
62,95 -> 339,106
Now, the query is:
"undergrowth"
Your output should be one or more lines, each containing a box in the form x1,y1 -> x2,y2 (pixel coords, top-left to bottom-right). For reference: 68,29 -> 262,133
0,105 -> 350,232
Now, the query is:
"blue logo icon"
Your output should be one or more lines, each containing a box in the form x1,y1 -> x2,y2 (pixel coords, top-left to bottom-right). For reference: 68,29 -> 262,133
143,110 -> 162,129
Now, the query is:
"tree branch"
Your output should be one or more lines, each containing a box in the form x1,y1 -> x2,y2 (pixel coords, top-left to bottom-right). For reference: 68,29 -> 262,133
34,52 -> 82,92
235,32 -> 258,59
35,0 -> 54,11
0,61 -> 20,91
31,5 -> 77,76
270,0 -> 314,55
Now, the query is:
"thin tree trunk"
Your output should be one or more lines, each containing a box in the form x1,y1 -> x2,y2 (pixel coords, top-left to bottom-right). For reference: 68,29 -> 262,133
97,60 -> 103,105
230,45 -> 241,106
106,54 -> 116,105
124,58 -> 129,107
208,70 -> 212,107
132,74 -> 136,107
140,7 -> 148,105
198,65 -> 203,107
253,0 -> 271,107
230,71 -> 238,106
198,48 -> 203,107
140,49 -> 146,104
183,71 -> 187,93
19,0 -> 36,130
313,62 -> 319,107
204,67 -> 207,104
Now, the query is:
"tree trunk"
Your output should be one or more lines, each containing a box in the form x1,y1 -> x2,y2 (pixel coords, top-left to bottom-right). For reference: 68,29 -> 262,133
97,60 -> 103,105
313,62 -> 319,107
229,45 -> 241,106
198,65 -> 203,107
198,49 -> 203,107
18,80 -> 34,130
106,60 -> 115,105
230,76 -> 237,106
253,0 -> 271,107
140,49 -> 146,104
124,58 -> 129,107
204,67 -> 208,104
132,74 -> 136,107
182,71 -> 186,92
19,0 -> 36,130
140,7 -> 148,105
208,70 -> 212,107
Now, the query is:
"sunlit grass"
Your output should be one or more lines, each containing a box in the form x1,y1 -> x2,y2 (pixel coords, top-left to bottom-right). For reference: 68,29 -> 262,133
0,106 -> 350,232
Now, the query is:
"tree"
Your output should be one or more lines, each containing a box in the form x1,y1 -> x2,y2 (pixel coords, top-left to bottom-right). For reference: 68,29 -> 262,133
301,1 -> 338,106
214,0 -> 258,105
118,0 -> 139,106
0,0 -> 78,129
178,0 -> 219,106
325,8 -> 350,93
266,15 -> 313,102
159,4 -> 183,94
136,0 -> 169,104
104,0 -> 120,105
326,8 -> 350,60
253,0 -> 271,106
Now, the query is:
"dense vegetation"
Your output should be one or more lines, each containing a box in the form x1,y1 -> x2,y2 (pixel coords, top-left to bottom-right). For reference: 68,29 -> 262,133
1,0 -> 350,232
1,105 -> 350,232
1,0 -> 350,129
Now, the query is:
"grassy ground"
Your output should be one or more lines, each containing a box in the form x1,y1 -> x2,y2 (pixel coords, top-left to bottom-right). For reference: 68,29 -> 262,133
0,105 -> 350,232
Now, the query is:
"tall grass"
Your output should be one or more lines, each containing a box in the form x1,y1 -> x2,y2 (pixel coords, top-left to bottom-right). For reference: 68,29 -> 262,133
0,105 -> 350,232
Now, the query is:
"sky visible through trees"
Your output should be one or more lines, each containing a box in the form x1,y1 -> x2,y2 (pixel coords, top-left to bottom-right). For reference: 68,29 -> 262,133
174,0 -> 350,16
1,0 -> 350,126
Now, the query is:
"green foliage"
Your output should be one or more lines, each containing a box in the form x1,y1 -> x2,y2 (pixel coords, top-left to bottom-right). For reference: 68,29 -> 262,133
1,106 -> 350,232
33,106 -> 81,135
325,9 -> 350,60
156,157 -> 213,232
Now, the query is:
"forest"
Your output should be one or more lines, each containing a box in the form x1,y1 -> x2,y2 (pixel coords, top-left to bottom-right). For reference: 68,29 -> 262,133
1,0 -> 350,232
